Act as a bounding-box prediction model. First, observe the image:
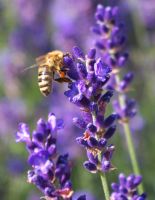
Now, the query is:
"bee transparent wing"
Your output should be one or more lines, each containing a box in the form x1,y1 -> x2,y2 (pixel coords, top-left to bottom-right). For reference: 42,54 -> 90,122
21,64 -> 37,73
36,54 -> 48,66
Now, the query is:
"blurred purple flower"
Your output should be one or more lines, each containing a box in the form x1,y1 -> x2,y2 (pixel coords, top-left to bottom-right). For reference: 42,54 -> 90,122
0,50 -> 26,97
0,98 -> 27,138
110,173 -> 147,200
50,0 -> 94,51
10,24 -> 50,54
9,0 -> 51,54
13,0 -> 50,26
113,98 -> 136,123
139,0 -> 155,29
130,114 -> 145,133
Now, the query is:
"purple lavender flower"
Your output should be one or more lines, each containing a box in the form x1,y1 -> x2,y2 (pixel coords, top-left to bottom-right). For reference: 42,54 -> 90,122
64,47 -> 117,173
16,113 -> 74,199
92,5 -> 128,69
92,5 -> 137,122
110,173 -> 147,200
113,98 -> 136,123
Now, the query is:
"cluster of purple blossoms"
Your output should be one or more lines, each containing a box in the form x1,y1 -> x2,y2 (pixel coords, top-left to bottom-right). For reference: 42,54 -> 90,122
110,173 -> 147,200
92,5 -> 136,122
64,46 -> 117,173
16,113 -> 85,200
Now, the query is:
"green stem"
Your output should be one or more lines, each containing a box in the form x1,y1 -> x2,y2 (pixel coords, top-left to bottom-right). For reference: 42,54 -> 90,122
115,74 -> 144,193
92,112 -> 110,200
99,171 -> 110,200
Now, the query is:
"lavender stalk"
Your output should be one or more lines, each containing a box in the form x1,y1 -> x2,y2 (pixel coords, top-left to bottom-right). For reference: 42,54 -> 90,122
16,113 -> 86,200
92,5 -> 144,193
64,47 -> 117,199
115,74 -> 142,178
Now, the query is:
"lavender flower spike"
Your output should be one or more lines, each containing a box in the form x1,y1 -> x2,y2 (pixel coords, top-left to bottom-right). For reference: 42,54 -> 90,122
16,113 -> 75,199
92,5 -> 144,194
64,47 -> 117,174
92,4 -> 136,122
110,173 -> 147,200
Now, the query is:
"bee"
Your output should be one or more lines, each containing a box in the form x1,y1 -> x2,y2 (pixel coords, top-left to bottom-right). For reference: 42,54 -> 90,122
35,50 -> 71,96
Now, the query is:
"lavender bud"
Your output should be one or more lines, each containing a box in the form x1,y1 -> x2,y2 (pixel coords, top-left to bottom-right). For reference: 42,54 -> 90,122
95,12 -> 104,22
63,55 -> 73,66
76,137 -> 89,148
77,63 -> 87,79
73,117 -> 87,129
104,7 -> 112,21
102,160 -> 111,171
111,183 -> 119,192
97,4 -> 105,14
118,53 -> 129,66
72,93 -> 90,108
95,41 -> 105,50
119,173 -> 127,185
134,175 -> 142,186
91,25 -> 101,35
103,114 -> 118,127
99,91 -> 113,103
87,151 -> 99,165
98,138 -> 107,148
104,125 -> 116,139
77,195 -> 86,200
73,46 -> 85,59
87,48 -> 96,59
83,161 -> 97,173
87,137 -> 98,147
87,123 -> 97,133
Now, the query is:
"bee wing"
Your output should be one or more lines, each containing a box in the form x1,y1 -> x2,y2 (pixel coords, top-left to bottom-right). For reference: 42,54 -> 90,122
21,64 -> 37,73
36,53 -> 49,66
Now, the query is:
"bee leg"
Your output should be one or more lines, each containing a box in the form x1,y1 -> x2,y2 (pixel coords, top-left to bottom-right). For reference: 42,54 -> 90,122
54,77 -> 72,83
59,71 -> 66,78
54,70 -> 72,83
53,72 -> 55,79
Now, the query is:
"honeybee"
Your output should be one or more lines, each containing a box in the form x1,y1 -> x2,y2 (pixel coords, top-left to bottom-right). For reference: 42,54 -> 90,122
35,51 -> 71,96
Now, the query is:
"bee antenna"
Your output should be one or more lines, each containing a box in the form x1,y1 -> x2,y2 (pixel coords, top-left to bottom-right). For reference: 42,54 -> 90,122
21,64 -> 38,73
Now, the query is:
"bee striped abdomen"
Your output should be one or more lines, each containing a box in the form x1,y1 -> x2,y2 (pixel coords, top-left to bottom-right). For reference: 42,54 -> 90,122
38,65 -> 53,96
